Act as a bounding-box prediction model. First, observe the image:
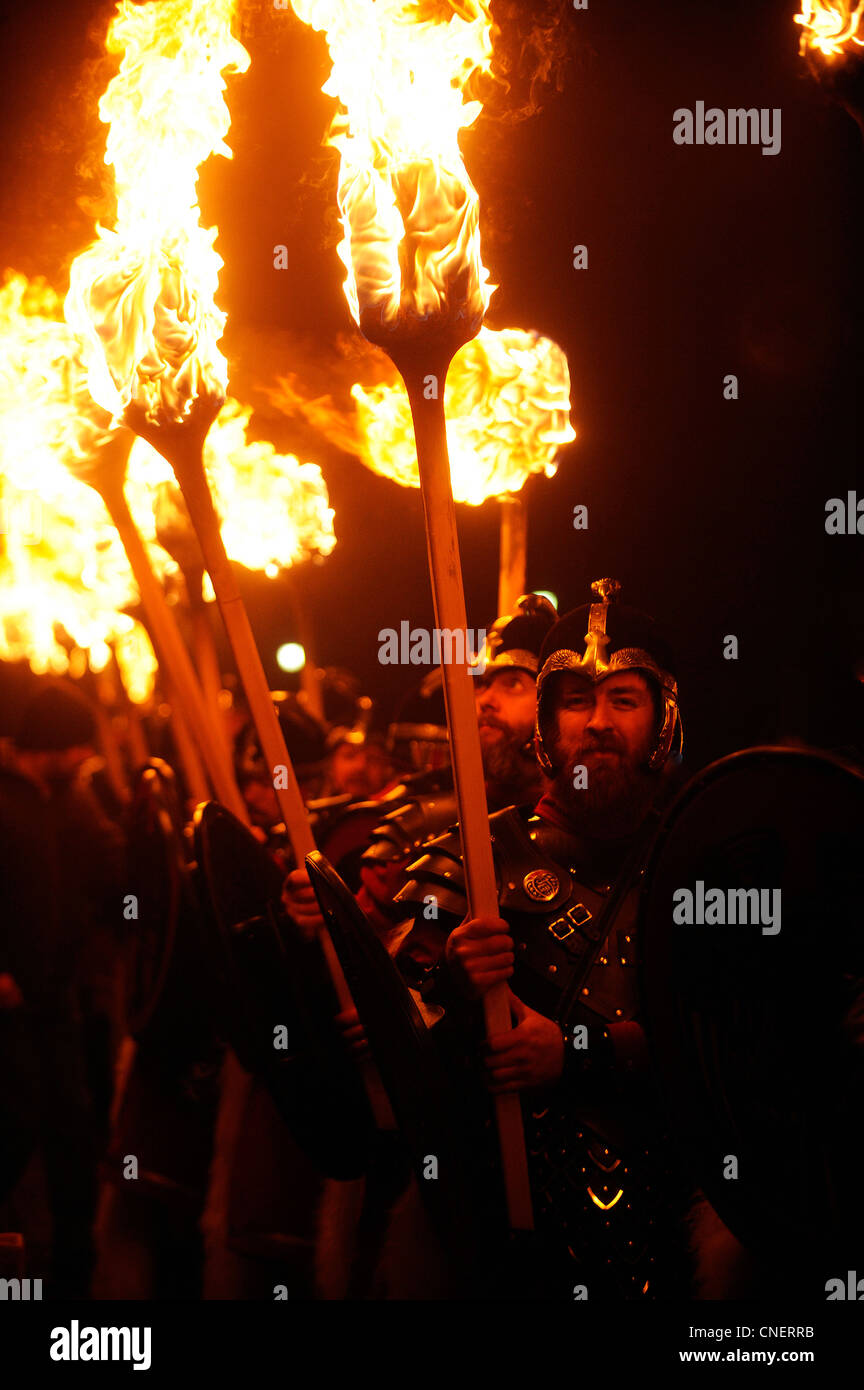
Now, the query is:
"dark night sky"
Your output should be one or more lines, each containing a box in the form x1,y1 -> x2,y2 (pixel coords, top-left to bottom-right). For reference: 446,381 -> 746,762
0,0 -> 861,774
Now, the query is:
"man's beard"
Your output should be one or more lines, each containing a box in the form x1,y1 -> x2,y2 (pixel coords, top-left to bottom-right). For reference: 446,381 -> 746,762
479,717 -> 542,809
551,729 -> 659,839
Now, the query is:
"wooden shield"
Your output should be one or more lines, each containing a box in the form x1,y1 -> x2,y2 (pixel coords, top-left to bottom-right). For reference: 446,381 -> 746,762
639,745 -> 864,1287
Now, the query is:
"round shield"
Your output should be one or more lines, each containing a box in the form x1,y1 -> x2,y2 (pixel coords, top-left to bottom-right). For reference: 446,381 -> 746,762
639,745 -> 864,1281
306,850 -> 484,1263
126,760 -> 208,1053
194,803 -> 374,1179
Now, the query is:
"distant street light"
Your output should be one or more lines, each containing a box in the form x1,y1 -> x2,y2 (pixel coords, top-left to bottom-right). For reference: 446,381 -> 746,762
276,641 -> 306,673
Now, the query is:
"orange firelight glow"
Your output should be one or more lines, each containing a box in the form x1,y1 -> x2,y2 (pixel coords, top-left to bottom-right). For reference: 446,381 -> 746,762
0,475 -> 156,700
795,1 -> 864,56
289,0 -> 495,337
0,271 -> 157,694
353,326 -> 575,504
65,0 -> 249,427
272,325 -> 575,506
127,398 -> 336,577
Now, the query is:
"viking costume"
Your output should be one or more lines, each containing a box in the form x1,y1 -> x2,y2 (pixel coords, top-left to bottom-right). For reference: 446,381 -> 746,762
353,594 -> 557,935
309,596 -> 557,1294
393,580 -> 694,1298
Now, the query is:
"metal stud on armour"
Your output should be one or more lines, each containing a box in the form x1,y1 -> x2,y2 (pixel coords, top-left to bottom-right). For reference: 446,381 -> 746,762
523,868 -> 560,901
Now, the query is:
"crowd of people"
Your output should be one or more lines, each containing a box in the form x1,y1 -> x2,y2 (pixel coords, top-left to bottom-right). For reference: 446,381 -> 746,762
1,580 -> 860,1301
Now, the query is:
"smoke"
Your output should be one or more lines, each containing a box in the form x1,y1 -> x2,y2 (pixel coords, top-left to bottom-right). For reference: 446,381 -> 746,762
480,0 -> 577,126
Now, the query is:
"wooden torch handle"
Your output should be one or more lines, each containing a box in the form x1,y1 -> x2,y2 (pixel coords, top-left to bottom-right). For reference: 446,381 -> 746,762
168,441 -> 394,1127
167,445 -> 315,861
186,572 -> 234,767
404,375 -> 534,1232
498,493 -> 527,618
100,481 -> 248,823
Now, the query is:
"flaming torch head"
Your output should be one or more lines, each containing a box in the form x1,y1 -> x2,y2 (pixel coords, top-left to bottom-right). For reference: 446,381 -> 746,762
65,0 -> 249,448
795,1 -> 864,57
291,0 -> 495,373
127,397 -> 336,579
350,326 -> 576,504
795,2 -> 864,132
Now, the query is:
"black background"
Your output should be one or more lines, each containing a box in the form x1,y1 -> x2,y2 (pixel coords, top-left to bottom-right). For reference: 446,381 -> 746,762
0,0 -> 861,776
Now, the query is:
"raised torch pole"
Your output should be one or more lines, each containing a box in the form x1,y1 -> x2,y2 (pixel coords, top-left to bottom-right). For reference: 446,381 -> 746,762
107,646 -> 152,774
498,492 -> 528,618
127,399 -> 394,1128
374,327 -> 534,1233
185,562 -> 234,765
86,431 -> 248,820
153,490 -> 235,768
125,400 -> 315,858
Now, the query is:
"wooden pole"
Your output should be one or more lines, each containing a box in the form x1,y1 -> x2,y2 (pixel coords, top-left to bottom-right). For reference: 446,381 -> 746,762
125,698 -> 151,774
497,493 -> 527,618
184,564 -> 234,766
126,407 -> 393,1128
147,429 -> 314,860
93,701 -> 131,806
161,676 -> 211,806
107,645 -> 151,774
396,355 -> 534,1232
97,473 -> 248,822
284,570 -> 325,724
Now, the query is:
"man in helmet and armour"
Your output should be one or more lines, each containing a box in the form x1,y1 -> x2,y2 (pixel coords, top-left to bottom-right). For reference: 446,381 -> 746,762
394,579 -> 693,1298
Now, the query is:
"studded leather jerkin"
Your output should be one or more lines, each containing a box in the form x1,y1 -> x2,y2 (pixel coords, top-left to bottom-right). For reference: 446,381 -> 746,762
397,805 -> 648,1027
396,804 -> 693,1298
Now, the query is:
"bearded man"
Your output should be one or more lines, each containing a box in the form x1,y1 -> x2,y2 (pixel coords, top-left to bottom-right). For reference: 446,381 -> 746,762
284,593 -> 556,942
472,592 -> 556,812
279,595 -> 555,1298
393,578 -> 693,1298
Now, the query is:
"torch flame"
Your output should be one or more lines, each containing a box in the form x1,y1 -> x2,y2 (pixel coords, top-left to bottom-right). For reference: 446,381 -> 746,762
65,0 -> 249,425
290,0 -> 495,336
0,474 -> 157,699
0,273 -> 118,491
113,622 -> 158,705
127,397 -> 336,576
272,325 -> 575,506
795,1 -> 864,56
0,271 -> 157,693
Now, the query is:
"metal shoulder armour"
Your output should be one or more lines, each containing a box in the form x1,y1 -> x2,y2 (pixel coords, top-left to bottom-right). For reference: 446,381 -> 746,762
361,790 -> 459,868
394,803 -> 573,922
310,795 -> 396,891
391,766 -> 453,798
395,822 -> 466,920
306,791 -> 356,839
490,807 -> 574,915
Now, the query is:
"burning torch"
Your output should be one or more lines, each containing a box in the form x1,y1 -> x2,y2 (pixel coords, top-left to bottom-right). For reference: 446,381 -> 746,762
272,322 -> 575,623
290,0 -> 534,1229
63,0 -> 386,1101
64,0 -> 316,852
795,1 -> 864,136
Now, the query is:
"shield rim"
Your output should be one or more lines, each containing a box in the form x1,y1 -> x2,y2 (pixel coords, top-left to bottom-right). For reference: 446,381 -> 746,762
638,742 -> 864,1262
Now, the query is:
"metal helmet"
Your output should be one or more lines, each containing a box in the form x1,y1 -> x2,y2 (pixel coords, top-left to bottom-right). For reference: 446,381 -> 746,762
535,578 -> 682,774
471,592 -> 559,679
324,695 -> 374,755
